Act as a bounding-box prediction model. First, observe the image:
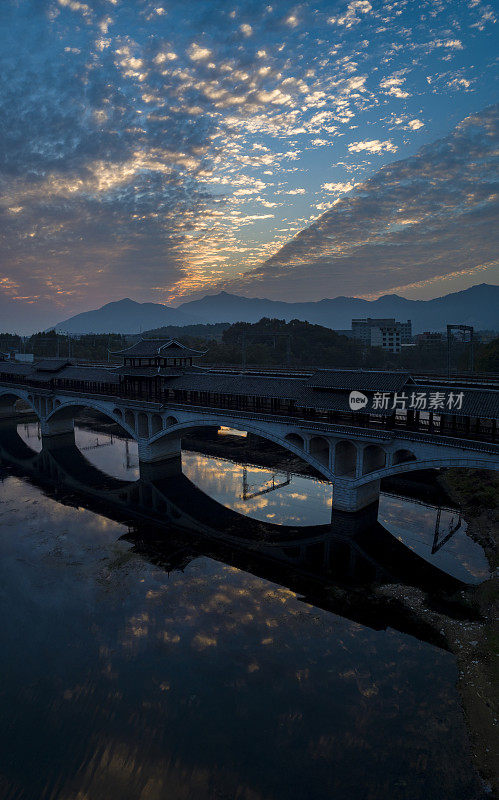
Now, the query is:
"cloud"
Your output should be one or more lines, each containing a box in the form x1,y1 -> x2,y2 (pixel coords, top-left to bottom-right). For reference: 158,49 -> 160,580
348,139 -> 398,153
217,104 -> 499,300
0,0 -> 496,322
434,38 -> 464,50
449,77 -> 472,90
187,43 -> 212,61
380,74 -> 410,99
57,0 -> 91,16
322,182 -> 355,193
328,1 -> 372,28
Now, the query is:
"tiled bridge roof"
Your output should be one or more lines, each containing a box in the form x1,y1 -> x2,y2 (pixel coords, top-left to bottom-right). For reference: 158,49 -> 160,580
0,359 -> 498,421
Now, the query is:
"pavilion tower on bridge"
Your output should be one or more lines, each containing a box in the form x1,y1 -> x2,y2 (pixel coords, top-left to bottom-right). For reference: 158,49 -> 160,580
112,338 -> 207,398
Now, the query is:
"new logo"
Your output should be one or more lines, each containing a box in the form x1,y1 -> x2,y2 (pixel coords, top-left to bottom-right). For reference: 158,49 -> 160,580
349,391 -> 368,410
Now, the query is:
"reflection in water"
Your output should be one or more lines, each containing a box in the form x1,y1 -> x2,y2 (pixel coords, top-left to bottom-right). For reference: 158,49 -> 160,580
0,464 -> 489,800
18,420 -> 140,479
182,454 -> 488,585
1,419 -> 491,798
16,421 -> 489,584
17,419 -> 43,453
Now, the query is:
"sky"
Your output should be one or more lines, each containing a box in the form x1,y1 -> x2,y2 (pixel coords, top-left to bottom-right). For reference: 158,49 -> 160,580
0,0 -> 498,331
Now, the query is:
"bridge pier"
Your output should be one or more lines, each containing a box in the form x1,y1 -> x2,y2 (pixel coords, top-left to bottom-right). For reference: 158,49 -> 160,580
41,431 -> 76,451
332,478 -> 380,513
40,416 -> 75,438
139,455 -> 183,481
330,501 -> 380,534
137,434 -> 181,464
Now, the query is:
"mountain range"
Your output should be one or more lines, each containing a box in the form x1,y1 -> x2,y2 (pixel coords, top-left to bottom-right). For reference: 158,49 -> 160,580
51,298 -> 199,334
50,283 -> 499,335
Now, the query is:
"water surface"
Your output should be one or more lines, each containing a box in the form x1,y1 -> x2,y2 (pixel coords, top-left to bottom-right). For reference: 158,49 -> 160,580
0,422 -> 489,799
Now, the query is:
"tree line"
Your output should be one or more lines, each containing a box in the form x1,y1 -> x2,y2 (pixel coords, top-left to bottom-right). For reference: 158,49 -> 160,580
1,318 -> 497,373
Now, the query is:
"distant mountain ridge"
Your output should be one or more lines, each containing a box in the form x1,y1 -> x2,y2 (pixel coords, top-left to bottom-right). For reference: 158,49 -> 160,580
50,284 -> 499,334
176,284 -> 498,332
50,298 -> 198,334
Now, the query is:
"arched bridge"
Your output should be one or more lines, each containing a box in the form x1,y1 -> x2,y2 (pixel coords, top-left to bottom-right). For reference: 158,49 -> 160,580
1,383 -> 497,512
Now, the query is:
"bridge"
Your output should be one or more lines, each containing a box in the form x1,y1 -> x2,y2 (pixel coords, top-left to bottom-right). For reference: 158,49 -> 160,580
0,338 -> 497,512
0,427 -> 473,651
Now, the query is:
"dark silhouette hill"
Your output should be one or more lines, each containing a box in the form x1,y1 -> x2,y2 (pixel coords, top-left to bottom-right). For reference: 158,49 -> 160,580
49,284 -> 498,334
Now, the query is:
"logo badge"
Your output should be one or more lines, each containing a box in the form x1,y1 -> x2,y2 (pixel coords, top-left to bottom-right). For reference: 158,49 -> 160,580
349,391 -> 368,411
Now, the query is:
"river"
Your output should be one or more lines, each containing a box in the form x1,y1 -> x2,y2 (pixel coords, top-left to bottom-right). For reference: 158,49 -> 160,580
0,420 -> 490,799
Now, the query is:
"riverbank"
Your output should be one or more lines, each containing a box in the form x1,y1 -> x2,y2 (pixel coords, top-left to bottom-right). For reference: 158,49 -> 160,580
378,469 -> 498,794
437,468 -> 498,794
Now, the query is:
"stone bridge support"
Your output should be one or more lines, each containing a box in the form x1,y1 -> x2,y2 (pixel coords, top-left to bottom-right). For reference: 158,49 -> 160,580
332,477 -> 381,513
137,433 -> 181,464
41,431 -> 77,451
40,416 -> 75,438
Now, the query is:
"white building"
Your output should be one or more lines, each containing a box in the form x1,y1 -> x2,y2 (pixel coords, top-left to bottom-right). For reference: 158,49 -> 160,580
369,326 -> 402,354
352,317 -> 411,353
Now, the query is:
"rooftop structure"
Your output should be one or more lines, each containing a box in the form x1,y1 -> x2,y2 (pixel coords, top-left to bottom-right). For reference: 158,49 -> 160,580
112,338 -> 207,371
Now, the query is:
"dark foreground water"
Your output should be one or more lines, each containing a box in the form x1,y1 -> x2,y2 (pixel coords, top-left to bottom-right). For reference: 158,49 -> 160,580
0,423 -> 490,799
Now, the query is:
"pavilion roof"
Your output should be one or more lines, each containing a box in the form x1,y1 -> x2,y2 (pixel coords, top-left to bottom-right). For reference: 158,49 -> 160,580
112,338 -> 207,358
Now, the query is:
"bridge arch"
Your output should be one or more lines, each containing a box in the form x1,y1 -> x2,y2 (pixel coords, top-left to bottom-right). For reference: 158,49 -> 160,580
310,435 -> 330,467
335,440 -> 357,477
137,411 -> 149,438
0,387 -> 37,418
151,413 -> 163,435
45,399 -> 138,441
148,418 -> 334,481
362,444 -> 386,475
124,409 -> 135,430
285,432 -> 305,450
392,448 -> 417,465
356,455 -> 499,485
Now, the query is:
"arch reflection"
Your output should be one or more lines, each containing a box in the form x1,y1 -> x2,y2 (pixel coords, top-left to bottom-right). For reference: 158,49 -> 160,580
0,421 -> 487,655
